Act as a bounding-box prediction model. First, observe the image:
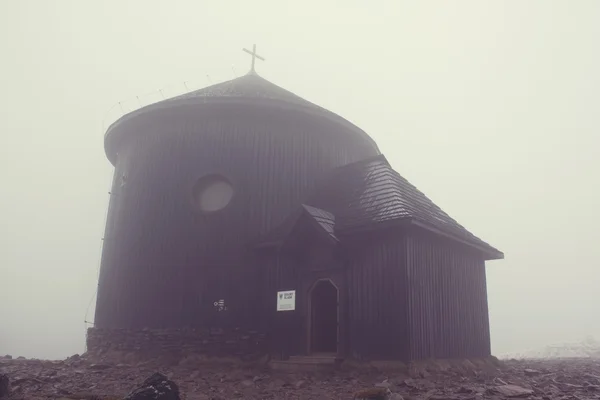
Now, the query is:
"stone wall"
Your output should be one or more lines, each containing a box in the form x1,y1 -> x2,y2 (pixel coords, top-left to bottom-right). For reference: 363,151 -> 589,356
86,327 -> 267,361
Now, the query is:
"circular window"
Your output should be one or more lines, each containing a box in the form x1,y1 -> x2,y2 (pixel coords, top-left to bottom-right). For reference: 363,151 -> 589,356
192,174 -> 234,212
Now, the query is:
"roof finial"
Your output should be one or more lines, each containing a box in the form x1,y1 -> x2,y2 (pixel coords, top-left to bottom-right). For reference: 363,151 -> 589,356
242,44 -> 265,75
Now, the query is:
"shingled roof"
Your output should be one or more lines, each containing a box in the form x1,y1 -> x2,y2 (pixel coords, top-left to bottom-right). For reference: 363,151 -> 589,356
256,204 -> 339,248
302,205 -> 337,241
258,154 -> 502,260
307,154 -> 503,259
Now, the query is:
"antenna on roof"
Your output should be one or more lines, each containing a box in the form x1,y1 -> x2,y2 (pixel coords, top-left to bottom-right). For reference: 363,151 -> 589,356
203,75 -> 213,103
183,81 -> 189,91
231,65 -> 238,78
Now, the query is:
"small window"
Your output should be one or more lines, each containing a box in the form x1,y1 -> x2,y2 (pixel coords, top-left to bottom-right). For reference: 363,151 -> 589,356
192,174 -> 234,212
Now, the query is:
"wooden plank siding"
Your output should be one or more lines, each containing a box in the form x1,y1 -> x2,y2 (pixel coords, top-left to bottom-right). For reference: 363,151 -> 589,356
257,217 -> 347,360
405,229 -> 491,360
95,104 -> 378,329
345,232 -> 409,361
259,250 -> 304,360
261,226 -> 492,362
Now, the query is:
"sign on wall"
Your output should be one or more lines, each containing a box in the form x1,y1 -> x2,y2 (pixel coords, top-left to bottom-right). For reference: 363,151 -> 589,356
276,290 -> 296,311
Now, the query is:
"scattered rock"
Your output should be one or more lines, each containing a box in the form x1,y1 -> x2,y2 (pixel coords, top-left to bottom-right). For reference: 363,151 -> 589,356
269,378 -> 287,389
524,368 -> 541,376
124,372 -> 180,400
0,374 -> 9,398
0,356 -> 598,399
492,384 -> 534,398
354,387 -> 391,399
388,394 -> 404,400
294,380 -> 308,389
89,363 -> 112,371
375,379 -> 393,389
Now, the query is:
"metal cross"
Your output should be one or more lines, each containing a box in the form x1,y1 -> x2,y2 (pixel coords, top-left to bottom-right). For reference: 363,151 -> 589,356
243,44 -> 265,74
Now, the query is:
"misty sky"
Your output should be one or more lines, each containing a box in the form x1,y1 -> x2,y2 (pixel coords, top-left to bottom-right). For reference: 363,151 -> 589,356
1,1 -> 599,360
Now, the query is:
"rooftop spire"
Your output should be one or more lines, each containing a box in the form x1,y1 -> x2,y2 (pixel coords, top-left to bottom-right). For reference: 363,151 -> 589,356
242,44 -> 265,75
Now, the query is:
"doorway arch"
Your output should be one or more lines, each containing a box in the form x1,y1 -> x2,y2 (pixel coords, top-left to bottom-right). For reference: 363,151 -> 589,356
308,279 -> 339,354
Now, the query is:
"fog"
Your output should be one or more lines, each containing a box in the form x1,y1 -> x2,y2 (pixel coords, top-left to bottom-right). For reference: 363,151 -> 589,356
1,1 -> 599,360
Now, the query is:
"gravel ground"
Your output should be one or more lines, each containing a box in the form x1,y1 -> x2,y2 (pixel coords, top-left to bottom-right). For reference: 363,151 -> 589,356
1,355 -> 599,399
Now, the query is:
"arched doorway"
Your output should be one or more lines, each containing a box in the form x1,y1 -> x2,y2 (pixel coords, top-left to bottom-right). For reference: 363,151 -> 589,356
309,279 -> 339,354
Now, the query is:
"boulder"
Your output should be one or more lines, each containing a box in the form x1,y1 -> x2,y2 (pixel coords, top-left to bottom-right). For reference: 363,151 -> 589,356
89,363 -> 112,371
124,372 -> 180,400
524,368 -> 541,376
294,380 -> 308,389
374,380 -> 392,389
353,387 -> 392,400
492,384 -> 534,398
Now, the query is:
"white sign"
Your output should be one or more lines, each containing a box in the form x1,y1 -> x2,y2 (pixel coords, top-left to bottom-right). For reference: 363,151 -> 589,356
277,290 -> 296,311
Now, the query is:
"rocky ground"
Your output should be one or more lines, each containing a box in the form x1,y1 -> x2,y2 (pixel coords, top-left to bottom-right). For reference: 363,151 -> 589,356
1,354 -> 600,400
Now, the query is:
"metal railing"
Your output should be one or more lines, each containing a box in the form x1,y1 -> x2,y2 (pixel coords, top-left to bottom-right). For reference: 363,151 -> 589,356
101,75 -> 221,133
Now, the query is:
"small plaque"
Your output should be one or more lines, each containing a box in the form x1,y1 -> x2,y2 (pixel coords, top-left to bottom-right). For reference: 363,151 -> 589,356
276,290 -> 296,311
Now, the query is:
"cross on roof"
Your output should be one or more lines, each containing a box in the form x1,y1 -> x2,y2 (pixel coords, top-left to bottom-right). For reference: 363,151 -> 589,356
243,44 -> 265,74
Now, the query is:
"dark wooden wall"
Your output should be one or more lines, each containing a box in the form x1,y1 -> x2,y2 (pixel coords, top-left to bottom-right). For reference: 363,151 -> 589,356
256,247 -> 301,359
344,231 -> 409,361
256,225 -> 492,362
343,227 -> 491,362
405,229 -> 491,360
257,216 -> 346,359
95,103 -> 378,329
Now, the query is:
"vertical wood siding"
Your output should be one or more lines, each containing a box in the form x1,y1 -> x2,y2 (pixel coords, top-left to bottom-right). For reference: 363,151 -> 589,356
258,217 -> 346,359
95,105 -> 378,329
258,248 -> 303,359
406,230 -> 491,360
345,232 -> 409,360
224,225 -> 492,362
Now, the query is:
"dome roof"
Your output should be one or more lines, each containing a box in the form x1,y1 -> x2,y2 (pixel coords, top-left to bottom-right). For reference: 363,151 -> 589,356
105,72 -> 379,153
168,72 -> 329,113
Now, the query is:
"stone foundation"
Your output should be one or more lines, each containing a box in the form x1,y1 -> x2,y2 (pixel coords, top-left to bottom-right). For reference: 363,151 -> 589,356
86,327 -> 267,362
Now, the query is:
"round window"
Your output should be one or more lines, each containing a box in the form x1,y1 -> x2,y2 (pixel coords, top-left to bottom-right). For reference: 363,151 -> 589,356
192,174 -> 234,212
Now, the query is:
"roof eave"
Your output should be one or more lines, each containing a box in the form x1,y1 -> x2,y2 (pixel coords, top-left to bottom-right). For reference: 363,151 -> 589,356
336,218 -> 503,261
104,96 -> 379,166
409,219 -> 504,261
